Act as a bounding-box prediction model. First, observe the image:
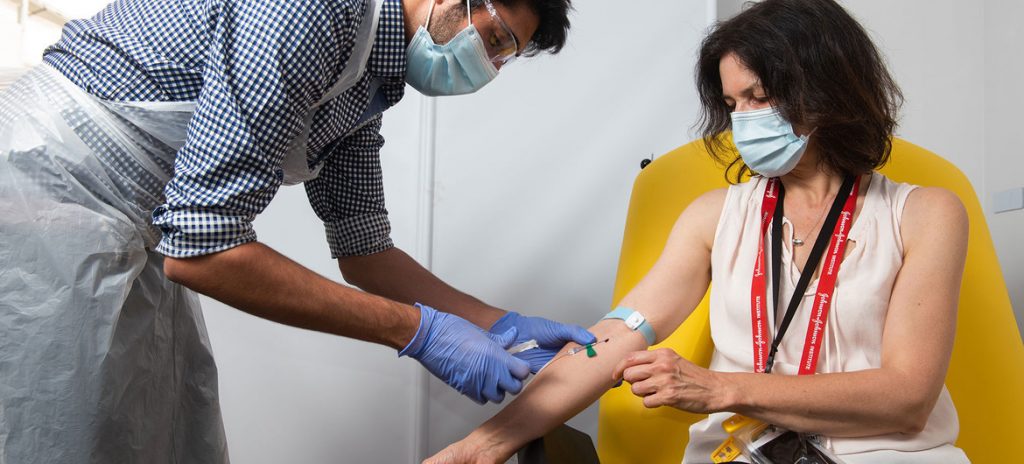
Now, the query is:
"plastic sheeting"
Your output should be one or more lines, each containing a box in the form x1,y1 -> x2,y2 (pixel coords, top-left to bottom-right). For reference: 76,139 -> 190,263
0,68 -> 29,93
0,65 -> 227,463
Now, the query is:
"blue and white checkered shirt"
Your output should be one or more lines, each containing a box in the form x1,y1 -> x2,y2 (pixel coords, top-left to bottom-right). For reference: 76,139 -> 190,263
43,0 -> 407,258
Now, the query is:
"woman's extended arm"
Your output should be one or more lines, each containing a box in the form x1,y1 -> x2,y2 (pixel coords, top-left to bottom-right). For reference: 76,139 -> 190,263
615,186 -> 969,437
424,189 -> 726,464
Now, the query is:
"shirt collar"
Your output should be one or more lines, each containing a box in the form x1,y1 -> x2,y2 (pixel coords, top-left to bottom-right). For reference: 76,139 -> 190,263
367,0 -> 407,82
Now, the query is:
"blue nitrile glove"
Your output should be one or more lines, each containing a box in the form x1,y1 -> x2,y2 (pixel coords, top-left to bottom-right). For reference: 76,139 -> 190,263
400,304 -> 531,404
489,312 -> 597,373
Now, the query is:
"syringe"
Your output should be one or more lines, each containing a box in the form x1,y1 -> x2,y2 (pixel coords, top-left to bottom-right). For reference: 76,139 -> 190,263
507,339 -> 539,355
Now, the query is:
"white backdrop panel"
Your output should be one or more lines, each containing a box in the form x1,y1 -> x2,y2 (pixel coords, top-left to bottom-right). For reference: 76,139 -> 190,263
424,0 -> 711,456
840,0 -> 987,196
982,0 -> 1024,332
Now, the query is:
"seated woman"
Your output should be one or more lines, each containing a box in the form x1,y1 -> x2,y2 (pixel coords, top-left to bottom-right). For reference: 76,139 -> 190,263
426,0 -> 969,463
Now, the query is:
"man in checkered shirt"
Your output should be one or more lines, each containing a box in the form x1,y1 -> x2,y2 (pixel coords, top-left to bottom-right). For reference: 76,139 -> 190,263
0,0 -> 597,461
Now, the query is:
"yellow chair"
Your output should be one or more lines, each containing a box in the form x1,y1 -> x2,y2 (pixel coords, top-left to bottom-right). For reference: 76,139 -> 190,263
596,138 -> 1023,463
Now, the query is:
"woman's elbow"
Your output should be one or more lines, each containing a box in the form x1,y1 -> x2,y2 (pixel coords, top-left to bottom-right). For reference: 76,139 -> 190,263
896,415 -> 928,436
894,395 -> 937,435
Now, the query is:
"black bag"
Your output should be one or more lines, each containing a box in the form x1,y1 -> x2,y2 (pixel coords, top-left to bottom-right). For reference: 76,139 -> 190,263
514,424 -> 600,464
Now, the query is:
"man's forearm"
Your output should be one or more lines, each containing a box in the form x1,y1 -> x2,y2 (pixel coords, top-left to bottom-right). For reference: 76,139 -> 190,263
338,247 -> 505,329
164,241 -> 418,349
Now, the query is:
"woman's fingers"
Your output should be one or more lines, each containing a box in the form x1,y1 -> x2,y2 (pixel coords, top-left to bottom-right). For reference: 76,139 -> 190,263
622,363 -> 655,384
630,378 -> 659,397
622,348 -> 701,410
650,347 -> 683,364
612,350 -> 658,380
642,391 -> 674,409
617,348 -> 720,412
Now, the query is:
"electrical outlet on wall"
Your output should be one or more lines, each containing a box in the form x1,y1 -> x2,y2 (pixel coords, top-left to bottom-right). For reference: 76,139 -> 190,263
993,188 -> 1024,214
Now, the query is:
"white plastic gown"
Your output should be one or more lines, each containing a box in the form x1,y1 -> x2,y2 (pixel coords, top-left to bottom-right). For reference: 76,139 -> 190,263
0,2 -> 383,460
0,65 -> 228,463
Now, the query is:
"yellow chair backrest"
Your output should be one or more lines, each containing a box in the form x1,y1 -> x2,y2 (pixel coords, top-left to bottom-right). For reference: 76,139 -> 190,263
596,138 -> 1023,463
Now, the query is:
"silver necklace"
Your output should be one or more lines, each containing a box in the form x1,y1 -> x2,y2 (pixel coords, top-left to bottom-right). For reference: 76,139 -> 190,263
792,195 -> 834,247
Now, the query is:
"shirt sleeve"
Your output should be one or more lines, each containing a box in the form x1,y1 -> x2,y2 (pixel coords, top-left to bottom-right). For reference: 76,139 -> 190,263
152,0 -> 364,258
305,114 -> 394,258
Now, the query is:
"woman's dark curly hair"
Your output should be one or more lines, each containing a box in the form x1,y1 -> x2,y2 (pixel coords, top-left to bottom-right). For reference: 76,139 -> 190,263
696,0 -> 904,182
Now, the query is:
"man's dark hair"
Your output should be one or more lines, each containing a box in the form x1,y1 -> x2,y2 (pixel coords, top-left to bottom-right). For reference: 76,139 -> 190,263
696,0 -> 904,182
472,0 -> 573,56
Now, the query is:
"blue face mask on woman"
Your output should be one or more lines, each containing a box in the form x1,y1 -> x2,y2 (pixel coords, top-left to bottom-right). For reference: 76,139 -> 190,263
405,0 -> 499,96
731,107 -> 812,177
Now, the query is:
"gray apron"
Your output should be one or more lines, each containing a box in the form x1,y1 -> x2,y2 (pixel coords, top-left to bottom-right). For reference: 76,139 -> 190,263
0,1 -> 381,462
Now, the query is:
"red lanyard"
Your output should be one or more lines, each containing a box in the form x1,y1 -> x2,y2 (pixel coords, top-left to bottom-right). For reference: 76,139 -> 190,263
749,177 -> 860,374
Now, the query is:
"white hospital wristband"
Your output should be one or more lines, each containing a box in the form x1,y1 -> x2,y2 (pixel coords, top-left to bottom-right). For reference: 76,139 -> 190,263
601,307 -> 656,345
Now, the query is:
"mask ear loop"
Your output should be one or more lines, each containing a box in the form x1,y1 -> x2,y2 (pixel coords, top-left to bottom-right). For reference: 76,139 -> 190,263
799,127 -> 818,142
425,0 -> 473,32
424,0 -> 437,29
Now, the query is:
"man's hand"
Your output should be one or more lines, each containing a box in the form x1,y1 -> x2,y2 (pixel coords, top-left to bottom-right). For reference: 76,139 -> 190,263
401,304 -> 531,404
489,312 -> 596,373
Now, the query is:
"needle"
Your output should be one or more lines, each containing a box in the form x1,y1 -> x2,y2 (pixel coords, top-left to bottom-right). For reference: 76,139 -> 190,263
567,338 -> 611,357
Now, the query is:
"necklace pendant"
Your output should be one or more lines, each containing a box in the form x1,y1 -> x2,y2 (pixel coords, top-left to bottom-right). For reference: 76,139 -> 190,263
793,238 -> 805,246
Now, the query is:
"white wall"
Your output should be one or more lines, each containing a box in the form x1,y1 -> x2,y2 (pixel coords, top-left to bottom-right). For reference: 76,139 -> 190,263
983,0 -> 1024,334
841,1 -> 987,200
717,0 -> 747,21
421,1 -> 710,456
0,1 -> 63,67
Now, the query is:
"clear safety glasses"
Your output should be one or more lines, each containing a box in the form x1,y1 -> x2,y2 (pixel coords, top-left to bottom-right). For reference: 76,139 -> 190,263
481,0 -> 520,65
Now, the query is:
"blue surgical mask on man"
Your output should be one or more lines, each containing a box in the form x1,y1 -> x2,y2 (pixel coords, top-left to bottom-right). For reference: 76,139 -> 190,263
731,106 -> 812,177
405,0 -> 498,96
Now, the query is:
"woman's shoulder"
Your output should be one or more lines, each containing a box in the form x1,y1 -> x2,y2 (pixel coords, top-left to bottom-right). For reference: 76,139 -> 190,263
897,181 -> 968,254
903,186 -> 968,229
672,187 -> 730,251
712,175 -> 769,210
869,171 -> 966,222
683,187 -> 730,228
866,172 -> 967,243
690,187 -> 729,213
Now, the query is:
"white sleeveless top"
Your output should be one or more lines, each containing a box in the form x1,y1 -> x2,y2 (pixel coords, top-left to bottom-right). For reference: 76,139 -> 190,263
682,173 -> 969,463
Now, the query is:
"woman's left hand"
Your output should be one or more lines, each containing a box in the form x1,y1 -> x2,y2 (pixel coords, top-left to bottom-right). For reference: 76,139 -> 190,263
423,433 -> 511,464
612,348 -> 728,413
423,443 -> 496,464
